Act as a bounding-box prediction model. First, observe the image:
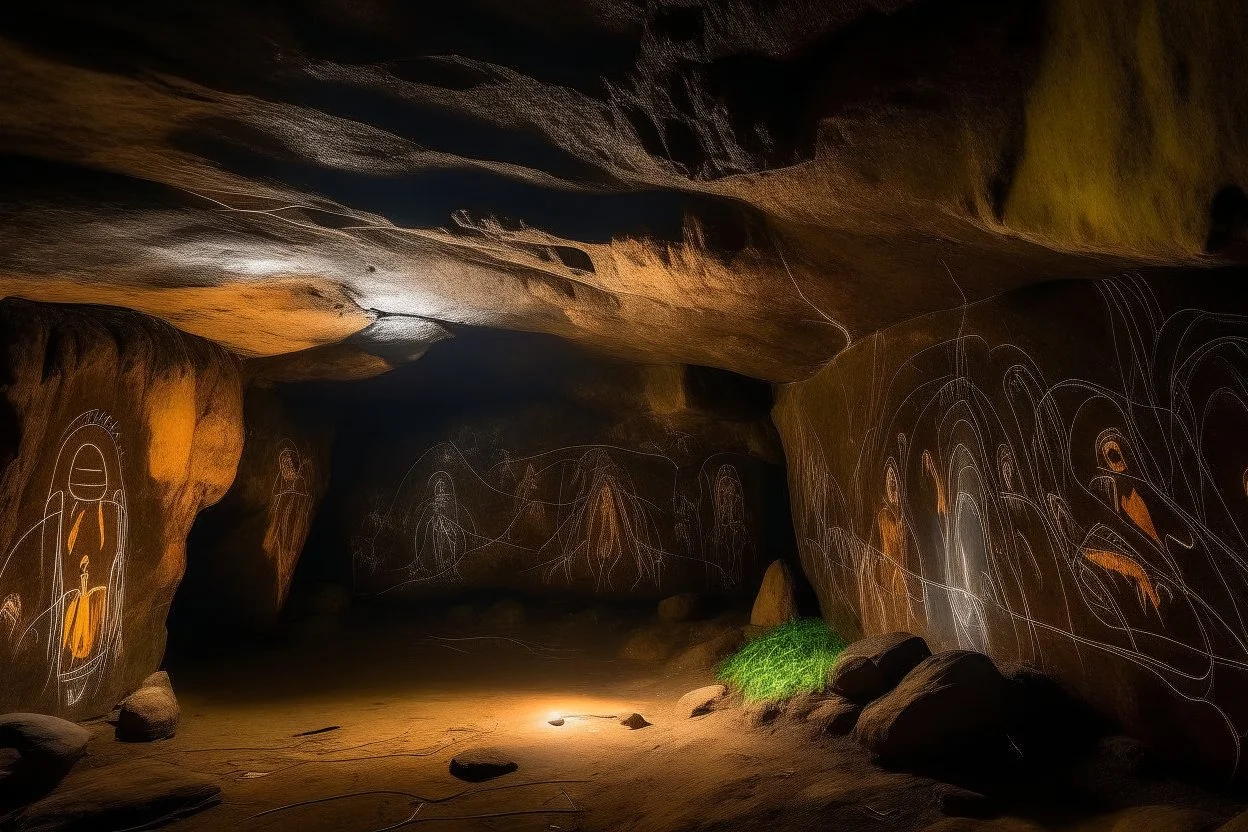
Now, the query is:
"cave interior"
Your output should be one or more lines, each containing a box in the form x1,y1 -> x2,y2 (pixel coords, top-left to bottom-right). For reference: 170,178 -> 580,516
4,1 -> 1248,830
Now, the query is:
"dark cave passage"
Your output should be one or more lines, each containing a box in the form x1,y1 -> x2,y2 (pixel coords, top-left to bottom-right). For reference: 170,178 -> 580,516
5,2 -> 1248,831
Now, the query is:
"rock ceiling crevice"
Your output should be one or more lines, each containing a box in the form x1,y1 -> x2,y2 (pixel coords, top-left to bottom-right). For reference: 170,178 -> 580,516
1,0 -> 1244,381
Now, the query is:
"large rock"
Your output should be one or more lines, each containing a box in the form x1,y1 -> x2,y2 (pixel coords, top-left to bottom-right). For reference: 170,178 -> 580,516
827,655 -> 887,703
116,673 -> 179,742
806,695 -> 861,736
0,713 -> 90,794
840,633 -> 931,691
749,560 -> 798,629
10,760 -> 220,831
176,386 -> 332,637
854,651 -> 1009,770
0,300 -> 243,719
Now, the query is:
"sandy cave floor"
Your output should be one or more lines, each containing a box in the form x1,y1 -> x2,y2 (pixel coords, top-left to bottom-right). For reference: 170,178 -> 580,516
49,605 -> 1248,832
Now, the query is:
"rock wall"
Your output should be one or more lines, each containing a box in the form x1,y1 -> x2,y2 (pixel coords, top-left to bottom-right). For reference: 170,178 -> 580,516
0,299 -> 243,718
310,331 -> 791,601
774,272 -> 1248,780
176,385 -> 331,637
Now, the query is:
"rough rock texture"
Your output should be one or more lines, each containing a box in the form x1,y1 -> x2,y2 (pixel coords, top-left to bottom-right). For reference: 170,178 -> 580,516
9,760 -> 220,832
177,386 -> 332,636
116,672 -> 180,742
449,749 -> 518,782
806,695 -> 861,736
667,628 -> 745,673
0,713 -> 89,794
840,632 -> 932,691
827,654 -> 886,703
854,651 -> 1009,770
775,274 -> 1248,780
328,333 -> 788,600
0,300 -> 243,718
749,559 -> 798,628
4,2 -> 1245,385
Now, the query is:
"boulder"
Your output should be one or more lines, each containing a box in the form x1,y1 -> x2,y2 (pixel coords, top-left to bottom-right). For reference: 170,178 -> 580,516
479,600 -> 527,630
10,760 -> 220,831
749,560 -> 798,629
658,593 -> 703,622
677,685 -> 729,718
1001,664 -> 1105,766
116,680 -> 179,742
0,714 -> 90,795
0,300 -> 243,719
449,749 -> 518,782
828,654 -> 887,703
806,696 -> 861,736
840,632 -> 931,690
854,651 -> 1008,770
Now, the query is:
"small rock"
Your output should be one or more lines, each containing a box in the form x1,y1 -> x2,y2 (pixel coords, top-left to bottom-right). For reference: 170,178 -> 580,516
935,784 -> 995,818
854,650 -> 1008,771
658,593 -> 703,622
749,560 -> 798,629
139,671 -> 173,692
620,713 -> 651,730
744,700 -> 783,728
806,695 -> 861,736
840,632 -> 931,690
0,713 -> 90,794
450,749 -> 519,782
117,682 -> 180,742
479,599 -> 526,630
547,718 -> 565,727
677,684 -> 729,718
828,654 -> 887,703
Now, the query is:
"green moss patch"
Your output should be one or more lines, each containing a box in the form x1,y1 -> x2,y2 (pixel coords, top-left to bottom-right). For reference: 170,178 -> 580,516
718,618 -> 847,702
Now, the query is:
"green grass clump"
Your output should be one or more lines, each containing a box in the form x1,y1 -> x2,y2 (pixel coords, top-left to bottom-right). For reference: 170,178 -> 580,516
718,618 -> 847,702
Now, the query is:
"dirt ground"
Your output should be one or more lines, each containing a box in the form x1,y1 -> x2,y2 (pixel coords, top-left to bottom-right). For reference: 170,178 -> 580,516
36,603 -> 1248,832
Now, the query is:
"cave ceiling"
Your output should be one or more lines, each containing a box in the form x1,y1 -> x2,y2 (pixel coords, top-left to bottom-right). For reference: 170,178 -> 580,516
2,0 -> 1245,382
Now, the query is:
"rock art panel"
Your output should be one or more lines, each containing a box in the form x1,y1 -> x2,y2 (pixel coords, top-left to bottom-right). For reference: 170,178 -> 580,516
0,299 -> 243,717
774,274 -> 1248,780
177,386 -> 330,635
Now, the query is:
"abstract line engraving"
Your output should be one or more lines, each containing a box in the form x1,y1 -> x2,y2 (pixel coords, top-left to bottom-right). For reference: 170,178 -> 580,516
783,276 -> 1248,775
